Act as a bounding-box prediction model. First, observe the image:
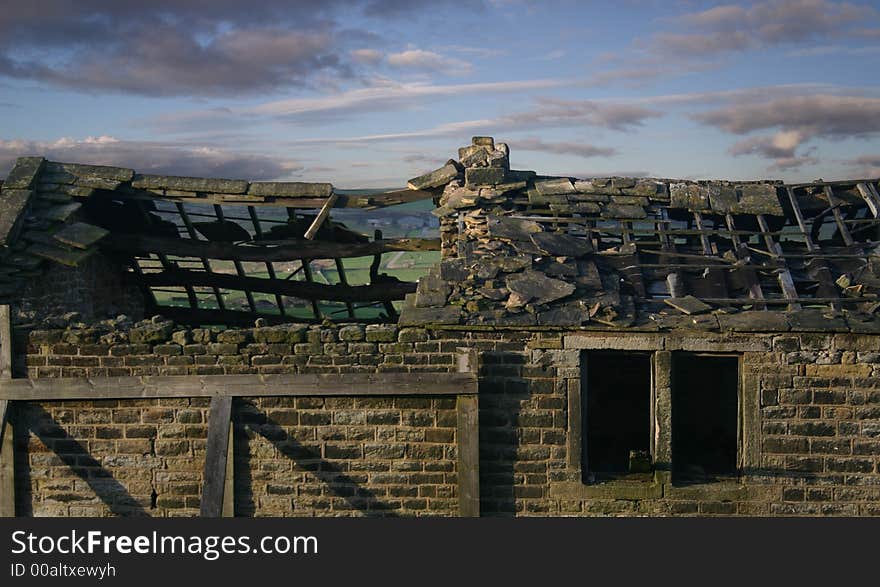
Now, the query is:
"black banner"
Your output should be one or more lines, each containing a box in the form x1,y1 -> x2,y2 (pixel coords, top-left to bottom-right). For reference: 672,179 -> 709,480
1,518 -> 877,584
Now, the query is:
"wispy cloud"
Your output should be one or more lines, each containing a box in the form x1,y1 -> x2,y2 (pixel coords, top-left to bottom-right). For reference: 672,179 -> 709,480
146,77 -> 572,132
785,44 -> 880,57
512,137 -> 616,158
387,49 -> 473,75
280,97 -> 662,144
350,48 -> 384,64
0,136 -> 300,179
651,0 -> 876,57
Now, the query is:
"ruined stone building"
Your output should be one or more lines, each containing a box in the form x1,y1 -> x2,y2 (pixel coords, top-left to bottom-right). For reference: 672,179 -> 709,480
0,137 -> 879,516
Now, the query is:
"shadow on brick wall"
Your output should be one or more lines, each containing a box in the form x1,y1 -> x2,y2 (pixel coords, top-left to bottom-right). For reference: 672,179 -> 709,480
479,351 -> 533,516
14,404 -> 148,516
233,401 -> 397,517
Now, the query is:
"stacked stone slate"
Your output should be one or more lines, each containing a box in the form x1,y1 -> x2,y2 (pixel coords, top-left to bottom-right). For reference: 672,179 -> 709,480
0,156 -> 339,304
0,158 -> 113,301
401,137 -> 622,327
397,137 -> 799,329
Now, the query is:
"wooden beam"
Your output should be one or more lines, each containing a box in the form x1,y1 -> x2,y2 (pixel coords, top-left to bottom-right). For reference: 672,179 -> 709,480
298,259 -> 322,320
287,208 -> 322,320
0,400 -> 12,517
456,350 -> 479,517
786,189 -> 840,308
724,214 -> 765,308
304,193 -> 338,240
0,306 -> 13,516
342,188 -> 436,209
856,183 -> 880,218
223,419 -> 235,518
138,268 -> 417,303
692,211 -> 713,254
200,396 -> 232,518
0,305 -> 11,380
757,214 -> 801,310
176,202 -> 225,310
334,258 -> 355,319
785,188 -> 818,251
824,186 -> 855,246
214,205 -> 256,313
104,233 -> 448,262
0,372 -> 479,401
247,206 -> 285,316
137,200 -> 199,309
658,209 -> 687,298
116,186 -> 434,209
692,212 -> 729,299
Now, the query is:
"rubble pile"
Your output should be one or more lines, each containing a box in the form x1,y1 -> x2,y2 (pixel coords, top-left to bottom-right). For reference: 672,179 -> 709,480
399,137 -> 880,329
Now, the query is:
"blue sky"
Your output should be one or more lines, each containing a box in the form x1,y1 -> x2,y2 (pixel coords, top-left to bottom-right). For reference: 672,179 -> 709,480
1,0 -> 879,187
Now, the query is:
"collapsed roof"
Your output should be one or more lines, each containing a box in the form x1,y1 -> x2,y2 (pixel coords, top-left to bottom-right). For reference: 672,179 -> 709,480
0,158 -> 438,325
398,137 -> 880,332
2,139 -> 879,332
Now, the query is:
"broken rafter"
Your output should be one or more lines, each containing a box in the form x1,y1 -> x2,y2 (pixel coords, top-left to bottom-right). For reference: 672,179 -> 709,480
175,202 -> 225,310
214,204 -> 256,313
757,214 -> 801,310
139,269 -> 417,302
247,205 -> 285,316
113,186 -> 435,209
856,183 -> 880,218
724,213 -> 765,308
103,233 -> 440,263
287,208 -> 322,320
692,211 -> 728,299
658,209 -> 687,298
136,200 -> 199,310
334,258 -> 356,319
303,193 -> 339,240
824,186 -> 855,246
784,188 -> 840,308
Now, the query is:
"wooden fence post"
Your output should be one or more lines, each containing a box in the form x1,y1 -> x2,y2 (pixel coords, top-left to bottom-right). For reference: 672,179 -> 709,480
456,349 -> 479,517
0,304 -> 14,517
200,396 -> 233,517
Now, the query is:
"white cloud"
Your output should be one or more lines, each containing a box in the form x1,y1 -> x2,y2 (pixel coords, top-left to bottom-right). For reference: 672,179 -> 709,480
350,48 -> 384,64
386,49 -> 473,75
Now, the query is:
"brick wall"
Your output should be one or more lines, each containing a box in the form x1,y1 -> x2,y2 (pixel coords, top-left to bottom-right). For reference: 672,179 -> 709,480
10,321 -> 880,516
14,395 -> 459,517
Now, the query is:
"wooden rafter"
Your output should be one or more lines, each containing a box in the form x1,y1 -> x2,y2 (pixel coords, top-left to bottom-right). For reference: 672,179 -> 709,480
724,214 -> 765,308
756,214 -> 801,310
247,205 -> 285,316
824,186 -> 855,246
304,193 -> 339,240
102,233 -> 440,262
785,188 -> 840,308
214,204 -> 256,313
176,202 -> 225,310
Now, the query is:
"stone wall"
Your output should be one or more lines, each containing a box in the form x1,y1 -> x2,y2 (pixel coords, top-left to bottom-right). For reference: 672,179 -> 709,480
13,250 -> 144,326
12,321 -> 480,517
10,321 -> 880,516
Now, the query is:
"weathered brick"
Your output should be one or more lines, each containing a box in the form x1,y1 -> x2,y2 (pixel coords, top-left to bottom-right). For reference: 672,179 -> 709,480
365,324 -> 398,342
